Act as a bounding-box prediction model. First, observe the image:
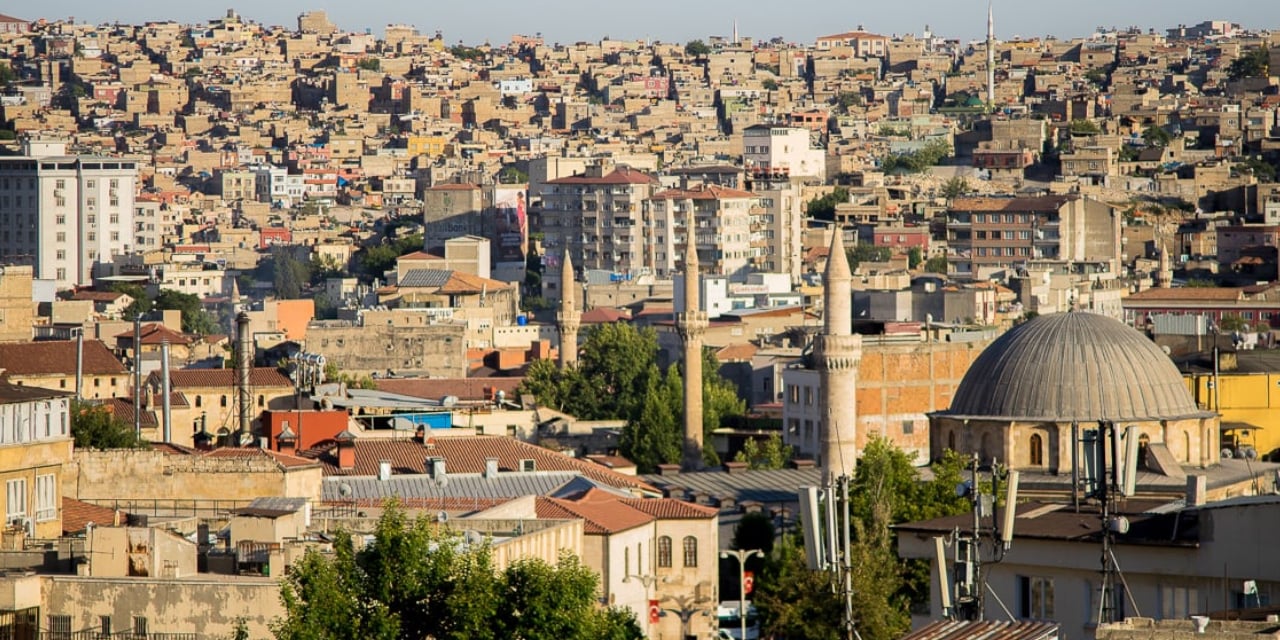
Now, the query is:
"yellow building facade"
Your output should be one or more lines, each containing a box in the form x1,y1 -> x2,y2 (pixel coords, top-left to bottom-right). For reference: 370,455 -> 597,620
1185,371 -> 1280,460
0,382 -> 73,540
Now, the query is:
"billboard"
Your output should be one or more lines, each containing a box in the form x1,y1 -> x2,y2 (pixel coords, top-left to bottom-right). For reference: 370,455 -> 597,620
494,186 -> 528,263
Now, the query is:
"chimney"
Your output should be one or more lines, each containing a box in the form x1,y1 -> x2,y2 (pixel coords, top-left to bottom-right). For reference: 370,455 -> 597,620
276,422 -> 297,456
427,457 -> 446,480
378,460 -> 392,482
335,429 -> 357,470
484,457 -> 499,479
1186,474 -> 1207,507
656,463 -> 681,476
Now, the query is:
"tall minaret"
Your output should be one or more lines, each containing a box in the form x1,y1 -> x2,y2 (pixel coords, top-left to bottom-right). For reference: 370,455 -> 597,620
677,232 -> 708,470
986,1 -> 996,109
816,229 -> 863,485
733,19 -> 739,45
557,253 -> 581,369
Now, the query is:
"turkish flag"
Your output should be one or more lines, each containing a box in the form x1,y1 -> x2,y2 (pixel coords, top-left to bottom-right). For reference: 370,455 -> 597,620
744,570 -> 755,595
648,599 -> 661,624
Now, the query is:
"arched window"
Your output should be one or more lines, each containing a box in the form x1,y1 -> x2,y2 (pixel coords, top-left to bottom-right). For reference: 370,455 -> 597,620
195,396 -> 202,408
657,536 -> 673,568
979,432 -> 991,464
947,430 -> 956,452
682,536 -> 697,568
1029,434 -> 1043,466
220,395 -> 228,407
624,547 -> 630,577
258,395 -> 265,408
1184,431 -> 1192,463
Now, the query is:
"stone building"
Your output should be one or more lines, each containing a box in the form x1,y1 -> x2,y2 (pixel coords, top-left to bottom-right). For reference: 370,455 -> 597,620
929,312 -> 1220,472
308,317 -> 468,378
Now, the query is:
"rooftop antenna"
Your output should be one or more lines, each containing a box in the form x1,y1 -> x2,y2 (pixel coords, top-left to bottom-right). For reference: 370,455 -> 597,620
937,455 -> 1018,621
1081,421 -> 1143,625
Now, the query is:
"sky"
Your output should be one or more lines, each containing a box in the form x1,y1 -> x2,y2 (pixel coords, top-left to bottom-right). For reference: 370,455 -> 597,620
21,1 -> 1280,46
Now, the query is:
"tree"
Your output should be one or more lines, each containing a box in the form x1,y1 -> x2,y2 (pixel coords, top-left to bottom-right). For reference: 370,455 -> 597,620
110,283 -> 152,320
618,365 -> 683,472
70,400 -> 145,449
684,39 -> 711,57
941,176 -> 969,200
1219,313 -> 1249,332
754,536 -> 844,640
1142,126 -> 1173,148
923,256 -> 948,274
275,502 -> 639,640
907,247 -> 924,270
731,512 -> 777,556
700,350 -> 744,466
271,249 -> 312,300
1068,119 -> 1101,135
880,139 -> 952,174
805,188 -> 850,221
0,64 -> 15,87
762,79 -> 779,91
356,58 -> 381,72
1227,46 -> 1270,80
734,433 -> 791,470
847,243 -> 892,271
154,289 -> 219,335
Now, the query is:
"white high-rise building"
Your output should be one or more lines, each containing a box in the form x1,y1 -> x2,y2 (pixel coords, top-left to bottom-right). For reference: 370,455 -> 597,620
0,141 -> 138,290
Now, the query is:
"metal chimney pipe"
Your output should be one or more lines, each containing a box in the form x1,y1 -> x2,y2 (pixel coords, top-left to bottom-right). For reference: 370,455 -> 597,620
74,329 -> 84,401
236,312 -> 252,441
133,315 -> 143,437
161,340 -> 172,443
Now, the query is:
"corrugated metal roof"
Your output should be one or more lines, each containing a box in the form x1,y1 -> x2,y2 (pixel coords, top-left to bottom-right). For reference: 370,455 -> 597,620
902,620 -> 1059,640
398,268 -> 454,288
322,471 -> 585,501
642,468 -> 824,505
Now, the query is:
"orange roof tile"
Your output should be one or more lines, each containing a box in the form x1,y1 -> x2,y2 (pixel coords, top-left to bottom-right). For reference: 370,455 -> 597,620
0,340 -> 126,376
62,498 -> 124,535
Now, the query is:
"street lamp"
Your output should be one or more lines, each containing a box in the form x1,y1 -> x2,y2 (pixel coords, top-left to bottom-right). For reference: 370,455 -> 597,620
720,548 -> 764,640
661,594 -> 716,640
624,573 -> 669,633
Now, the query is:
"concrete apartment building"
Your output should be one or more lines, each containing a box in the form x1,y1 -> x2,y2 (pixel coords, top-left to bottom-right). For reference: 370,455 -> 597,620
945,195 -> 1122,279
0,141 -> 139,290
541,164 -> 661,282
647,185 -> 756,279
742,125 -> 826,181
0,380 -> 72,540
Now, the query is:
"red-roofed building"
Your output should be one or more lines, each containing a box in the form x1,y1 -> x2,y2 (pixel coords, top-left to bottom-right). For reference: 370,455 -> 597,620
542,164 -> 660,279
477,489 -> 717,639
0,340 -> 128,399
264,409 -> 353,452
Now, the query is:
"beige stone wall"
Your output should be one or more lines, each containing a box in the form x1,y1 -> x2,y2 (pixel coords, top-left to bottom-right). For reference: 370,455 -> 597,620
650,517 -> 720,640
66,450 -> 322,504
42,574 -> 284,638
86,526 -> 197,578
0,265 -> 35,343
490,519 -> 583,571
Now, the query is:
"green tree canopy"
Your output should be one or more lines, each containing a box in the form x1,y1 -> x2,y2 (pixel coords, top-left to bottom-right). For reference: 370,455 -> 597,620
923,256 -> 948,274
684,39 -> 711,57
71,400 -> 145,449
941,176 -> 969,200
1228,46 -> 1270,80
734,433 -> 792,470
847,243 -> 893,271
1068,119 -> 1101,135
880,139 -> 952,174
805,188 -> 850,221
154,289 -> 219,335
1142,125 -> 1173,148
275,502 -> 640,640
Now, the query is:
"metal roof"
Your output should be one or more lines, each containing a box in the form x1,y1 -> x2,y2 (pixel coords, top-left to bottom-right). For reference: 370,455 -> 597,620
941,312 -> 1211,422
641,468 -> 824,505
322,471 -> 599,502
902,620 -> 1060,640
398,268 -> 453,288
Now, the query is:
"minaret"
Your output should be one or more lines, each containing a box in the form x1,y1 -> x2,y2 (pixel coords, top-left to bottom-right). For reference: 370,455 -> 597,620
733,19 -> 739,45
816,229 -> 862,486
557,253 -> 581,369
677,232 -> 708,470
986,1 -> 996,109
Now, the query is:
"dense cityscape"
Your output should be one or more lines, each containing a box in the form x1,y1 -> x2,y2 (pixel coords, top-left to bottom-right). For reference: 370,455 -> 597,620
0,6 -> 1278,640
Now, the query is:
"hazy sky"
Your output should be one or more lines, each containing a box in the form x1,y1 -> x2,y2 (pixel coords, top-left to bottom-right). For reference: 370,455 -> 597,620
22,1 -> 1280,46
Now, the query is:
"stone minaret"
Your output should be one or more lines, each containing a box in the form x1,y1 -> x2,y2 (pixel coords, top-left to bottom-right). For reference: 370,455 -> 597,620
816,229 -> 862,485
678,234 -> 708,470
557,253 -> 580,369
986,1 -> 996,109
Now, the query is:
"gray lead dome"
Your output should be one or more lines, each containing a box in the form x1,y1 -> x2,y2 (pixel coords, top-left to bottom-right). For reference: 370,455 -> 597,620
943,312 -> 1209,422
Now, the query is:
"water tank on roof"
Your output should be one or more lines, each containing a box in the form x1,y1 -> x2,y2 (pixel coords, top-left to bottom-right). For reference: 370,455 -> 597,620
441,396 -> 459,408
516,314 -> 528,326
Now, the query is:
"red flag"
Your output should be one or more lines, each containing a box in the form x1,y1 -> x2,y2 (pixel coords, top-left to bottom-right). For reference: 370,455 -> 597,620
648,599 -> 661,624
744,570 -> 755,595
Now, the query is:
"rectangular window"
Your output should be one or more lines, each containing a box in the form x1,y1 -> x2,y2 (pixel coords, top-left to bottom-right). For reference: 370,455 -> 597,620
1018,576 -> 1054,620
133,616 -> 147,636
49,615 -> 71,639
99,616 -> 111,636
35,474 -> 56,522
6,479 -> 27,522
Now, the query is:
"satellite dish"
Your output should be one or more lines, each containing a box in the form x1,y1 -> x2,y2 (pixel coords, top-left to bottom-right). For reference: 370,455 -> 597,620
437,511 -> 449,523
1161,345 -> 1172,355
338,483 -> 352,497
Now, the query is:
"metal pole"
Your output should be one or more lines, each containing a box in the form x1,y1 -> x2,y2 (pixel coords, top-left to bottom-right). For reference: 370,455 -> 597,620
161,340 -> 172,443
133,315 -> 143,437
74,329 -> 84,401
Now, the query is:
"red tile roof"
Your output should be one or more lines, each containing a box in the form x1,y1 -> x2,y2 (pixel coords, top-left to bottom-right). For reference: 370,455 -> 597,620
535,495 -> 654,534
153,367 -> 294,389
620,497 -> 718,520
0,340 -> 126,376
546,167 -> 658,186
650,184 -> 756,200
62,498 -> 124,535
300,435 -> 656,492
580,308 -> 632,324
115,323 -> 195,346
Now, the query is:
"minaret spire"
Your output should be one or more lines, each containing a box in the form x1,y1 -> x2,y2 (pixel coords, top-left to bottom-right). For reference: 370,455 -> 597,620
557,253 -> 581,368
816,228 -> 862,486
677,225 -> 708,470
986,1 -> 996,109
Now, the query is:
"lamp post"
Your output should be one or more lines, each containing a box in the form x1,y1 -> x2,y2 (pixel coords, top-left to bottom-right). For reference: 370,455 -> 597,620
720,548 -> 764,640
624,573 -> 668,634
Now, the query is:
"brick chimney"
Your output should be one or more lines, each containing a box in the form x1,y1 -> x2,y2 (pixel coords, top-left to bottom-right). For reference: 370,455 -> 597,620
335,429 -> 357,470
277,422 -> 297,456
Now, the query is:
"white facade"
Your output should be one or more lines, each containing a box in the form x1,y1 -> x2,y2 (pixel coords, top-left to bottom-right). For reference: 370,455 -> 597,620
742,126 -> 826,180
0,148 -> 139,290
251,165 -> 306,206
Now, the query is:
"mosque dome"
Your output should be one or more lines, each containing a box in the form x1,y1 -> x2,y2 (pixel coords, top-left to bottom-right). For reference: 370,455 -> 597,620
943,312 -> 1207,422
